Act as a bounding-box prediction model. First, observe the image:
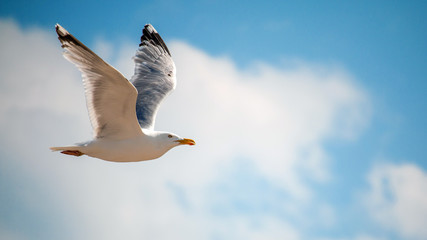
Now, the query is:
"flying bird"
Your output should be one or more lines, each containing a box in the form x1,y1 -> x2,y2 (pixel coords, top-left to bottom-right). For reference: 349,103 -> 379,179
50,24 -> 195,162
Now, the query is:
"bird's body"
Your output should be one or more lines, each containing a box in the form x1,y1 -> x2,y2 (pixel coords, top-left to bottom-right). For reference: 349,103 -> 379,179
53,130 -> 174,162
50,24 -> 195,162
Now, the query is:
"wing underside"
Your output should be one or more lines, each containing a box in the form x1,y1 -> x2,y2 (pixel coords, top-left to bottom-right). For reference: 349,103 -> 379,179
130,24 -> 176,130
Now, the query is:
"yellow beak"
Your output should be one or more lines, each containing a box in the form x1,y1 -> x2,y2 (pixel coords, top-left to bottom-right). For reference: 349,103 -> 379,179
176,138 -> 196,145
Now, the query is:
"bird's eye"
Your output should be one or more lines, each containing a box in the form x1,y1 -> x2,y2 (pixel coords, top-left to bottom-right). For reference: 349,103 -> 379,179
168,134 -> 173,138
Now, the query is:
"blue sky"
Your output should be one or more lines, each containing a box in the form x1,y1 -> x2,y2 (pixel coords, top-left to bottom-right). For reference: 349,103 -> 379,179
1,1 -> 426,240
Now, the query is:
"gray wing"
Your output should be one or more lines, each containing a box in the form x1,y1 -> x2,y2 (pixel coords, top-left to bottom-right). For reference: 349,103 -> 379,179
56,24 -> 143,140
130,24 -> 176,130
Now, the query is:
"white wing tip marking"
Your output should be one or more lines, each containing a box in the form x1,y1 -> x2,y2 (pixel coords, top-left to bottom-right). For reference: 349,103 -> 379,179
145,24 -> 157,34
55,23 -> 69,36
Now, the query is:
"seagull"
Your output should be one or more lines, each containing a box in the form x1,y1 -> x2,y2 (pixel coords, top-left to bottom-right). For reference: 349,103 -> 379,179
50,24 -> 195,162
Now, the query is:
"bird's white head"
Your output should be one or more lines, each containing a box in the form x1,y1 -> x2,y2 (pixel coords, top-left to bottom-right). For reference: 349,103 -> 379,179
155,132 -> 196,150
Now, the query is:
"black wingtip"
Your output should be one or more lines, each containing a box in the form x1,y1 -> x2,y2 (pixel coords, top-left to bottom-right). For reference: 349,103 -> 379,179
139,24 -> 171,56
55,24 -> 69,38
54,24 -> 96,55
55,23 -> 75,47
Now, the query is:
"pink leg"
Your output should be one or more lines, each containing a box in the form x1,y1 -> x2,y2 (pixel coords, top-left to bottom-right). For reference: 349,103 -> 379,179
60,150 -> 84,156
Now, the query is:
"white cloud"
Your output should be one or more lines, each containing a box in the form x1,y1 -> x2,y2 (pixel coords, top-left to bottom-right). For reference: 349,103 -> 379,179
0,19 -> 370,239
363,163 -> 427,240
159,41 -> 370,196
0,20 -> 86,117
315,235 -> 387,240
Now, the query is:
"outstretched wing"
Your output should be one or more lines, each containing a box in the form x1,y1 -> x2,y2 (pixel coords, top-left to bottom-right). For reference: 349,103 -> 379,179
130,24 -> 176,130
56,24 -> 143,139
